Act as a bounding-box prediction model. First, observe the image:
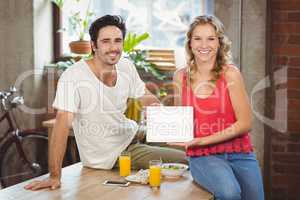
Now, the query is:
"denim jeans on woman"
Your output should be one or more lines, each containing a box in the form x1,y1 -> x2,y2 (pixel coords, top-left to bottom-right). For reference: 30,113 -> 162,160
189,152 -> 264,200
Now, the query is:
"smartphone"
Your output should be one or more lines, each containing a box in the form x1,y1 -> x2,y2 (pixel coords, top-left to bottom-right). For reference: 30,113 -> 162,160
102,180 -> 130,187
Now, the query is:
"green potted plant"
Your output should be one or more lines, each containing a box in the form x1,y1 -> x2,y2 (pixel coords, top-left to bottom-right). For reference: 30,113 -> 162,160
51,0 -> 94,54
124,32 -> 168,100
123,32 -> 166,80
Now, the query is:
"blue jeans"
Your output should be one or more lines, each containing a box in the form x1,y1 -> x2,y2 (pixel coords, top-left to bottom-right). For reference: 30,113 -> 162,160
189,152 -> 264,200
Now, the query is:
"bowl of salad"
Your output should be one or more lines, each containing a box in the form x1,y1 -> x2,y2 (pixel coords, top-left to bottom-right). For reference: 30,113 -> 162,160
161,163 -> 189,178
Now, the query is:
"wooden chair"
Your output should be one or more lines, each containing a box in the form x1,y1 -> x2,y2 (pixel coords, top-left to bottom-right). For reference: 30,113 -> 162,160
146,49 -> 176,71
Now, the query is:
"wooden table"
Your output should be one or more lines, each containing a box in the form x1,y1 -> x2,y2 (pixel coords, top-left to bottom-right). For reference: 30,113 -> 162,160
0,163 -> 213,200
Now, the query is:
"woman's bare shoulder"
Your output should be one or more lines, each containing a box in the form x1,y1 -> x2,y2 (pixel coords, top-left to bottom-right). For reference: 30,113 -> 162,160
223,64 -> 243,82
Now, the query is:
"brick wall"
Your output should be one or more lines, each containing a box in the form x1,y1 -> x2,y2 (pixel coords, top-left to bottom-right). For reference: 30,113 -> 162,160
266,0 -> 300,199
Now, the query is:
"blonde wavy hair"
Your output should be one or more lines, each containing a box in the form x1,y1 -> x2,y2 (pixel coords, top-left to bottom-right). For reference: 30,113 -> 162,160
185,15 -> 233,83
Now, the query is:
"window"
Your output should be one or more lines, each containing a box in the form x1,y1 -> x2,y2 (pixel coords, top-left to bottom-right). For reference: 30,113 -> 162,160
59,0 -> 204,55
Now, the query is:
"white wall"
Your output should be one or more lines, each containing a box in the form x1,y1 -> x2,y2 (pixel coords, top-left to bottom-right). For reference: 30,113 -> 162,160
0,0 -> 53,129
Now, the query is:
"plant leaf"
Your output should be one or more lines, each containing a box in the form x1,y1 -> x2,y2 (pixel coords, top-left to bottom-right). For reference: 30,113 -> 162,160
123,32 -> 150,53
134,33 -> 150,47
57,27 -> 66,33
124,32 -> 134,53
51,0 -> 64,9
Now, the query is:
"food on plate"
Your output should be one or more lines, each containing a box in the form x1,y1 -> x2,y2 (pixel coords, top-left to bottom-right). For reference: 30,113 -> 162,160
162,164 -> 186,170
161,163 -> 188,177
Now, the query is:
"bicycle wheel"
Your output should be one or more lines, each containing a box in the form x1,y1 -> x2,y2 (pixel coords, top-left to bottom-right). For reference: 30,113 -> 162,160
0,131 -> 48,188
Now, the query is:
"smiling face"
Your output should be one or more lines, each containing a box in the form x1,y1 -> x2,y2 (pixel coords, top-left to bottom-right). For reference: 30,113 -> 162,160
92,25 -> 123,67
189,23 -> 219,64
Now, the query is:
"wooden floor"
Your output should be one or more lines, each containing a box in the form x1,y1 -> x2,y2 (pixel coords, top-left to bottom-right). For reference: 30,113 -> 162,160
0,163 -> 213,200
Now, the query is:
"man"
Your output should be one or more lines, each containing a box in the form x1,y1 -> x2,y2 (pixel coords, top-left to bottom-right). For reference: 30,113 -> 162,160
25,15 -> 186,191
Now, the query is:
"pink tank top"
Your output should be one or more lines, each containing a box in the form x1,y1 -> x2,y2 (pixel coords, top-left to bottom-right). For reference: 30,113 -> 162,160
182,67 -> 253,156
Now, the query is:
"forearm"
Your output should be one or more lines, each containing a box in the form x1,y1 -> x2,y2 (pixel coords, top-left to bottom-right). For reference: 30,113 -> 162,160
198,121 -> 251,146
48,121 -> 69,179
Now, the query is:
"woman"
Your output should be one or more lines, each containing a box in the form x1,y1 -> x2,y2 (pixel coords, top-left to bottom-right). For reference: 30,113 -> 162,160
171,15 -> 264,200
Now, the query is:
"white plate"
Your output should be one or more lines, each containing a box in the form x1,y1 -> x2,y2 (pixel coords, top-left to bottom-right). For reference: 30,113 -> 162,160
161,163 -> 188,178
125,169 -> 149,184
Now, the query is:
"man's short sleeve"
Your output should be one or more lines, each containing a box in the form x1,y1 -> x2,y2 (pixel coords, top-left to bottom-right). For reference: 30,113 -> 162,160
128,62 -> 146,98
52,70 -> 80,113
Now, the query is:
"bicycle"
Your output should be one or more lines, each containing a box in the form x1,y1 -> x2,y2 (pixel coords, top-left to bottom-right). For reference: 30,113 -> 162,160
0,86 -> 48,188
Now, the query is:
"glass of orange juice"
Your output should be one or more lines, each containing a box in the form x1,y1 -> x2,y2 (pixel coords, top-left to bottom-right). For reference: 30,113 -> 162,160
149,160 -> 162,188
119,151 -> 131,177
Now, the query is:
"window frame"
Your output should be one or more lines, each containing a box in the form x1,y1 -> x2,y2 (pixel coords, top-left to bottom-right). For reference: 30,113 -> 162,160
52,0 -> 205,60
52,3 -> 63,61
